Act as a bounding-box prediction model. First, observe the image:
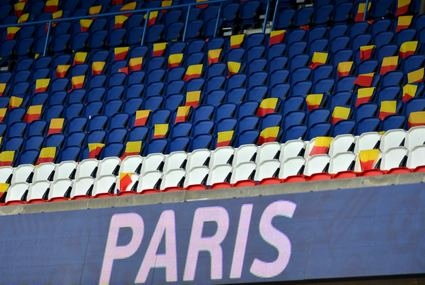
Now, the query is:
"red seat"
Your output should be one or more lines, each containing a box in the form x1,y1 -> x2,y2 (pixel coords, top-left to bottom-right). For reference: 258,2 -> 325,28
233,180 -> 256,188
283,175 -> 306,183
259,178 -> 282,185
49,197 -> 70,202
140,189 -> 159,195
94,193 -> 115,199
28,199 -> 47,204
414,166 -> 425,173
308,173 -> 332,181
332,171 -> 357,179
187,184 -> 207,191
386,167 -> 411,175
211,182 -> 232,189
117,191 -> 139,196
163,187 -> 183,192
360,169 -> 385,177
5,200 -> 27,206
71,195 -> 91,200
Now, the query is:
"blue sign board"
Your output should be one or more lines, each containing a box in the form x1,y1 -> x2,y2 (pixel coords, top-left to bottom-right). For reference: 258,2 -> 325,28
0,183 -> 424,284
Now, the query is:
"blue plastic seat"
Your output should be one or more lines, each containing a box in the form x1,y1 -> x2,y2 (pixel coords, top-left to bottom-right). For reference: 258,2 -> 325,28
125,84 -> 144,99
332,120 -> 356,137
17,150 -> 38,165
168,137 -> 190,153
57,146 -> 81,162
3,138 -> 23,152
26,120 -> 46,138
6,108 -> 25,126
86,116 -> 107,132
275,8 -> 295,29
215,103 -> 236,122
290,68 -> 311,85
356,118 -> 380,135
313,5 -> 333,25
284,111 -> 306,130
106,128 -> 127,144
287,30 -> 307,45
238,116 -> 259,133
382,115 -> 406,131
355,103 -> 378,122
380,72 -> 404,88
171,123 -> 192,139
144,139 -> 167,155
189,134 -> 212,151
267,44 -> 286,60
334,2 -> 353,23
128,127 -> 148,141
330,36 -> 350,54
308,109 -> 331,128
165,22 -> 184,42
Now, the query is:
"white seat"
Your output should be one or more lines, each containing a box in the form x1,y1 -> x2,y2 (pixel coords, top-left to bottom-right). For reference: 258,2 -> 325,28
137,171 -> 162,193
11,164 -> 34,184
405,126 -> 425,150
0,167 -> 13,183
255,142 -> 280,164
407,146 -> 425,169
329,134 -> 356,157
230,162 -> 256,184
120,155 -> 143,174
92,175 -> 118,196
186,149 -> 210,171
329,152 -> 356,174
210,147 -> 234,168
53,161 -> 77,180
279,139 -> 305,162
381,147 -> 408,171
304,155 -> 331,176
184,166 -> 209,188
207,164 -> 232,186
5,183 -> 29,203
254,160 -> 280,181
279,157 -> 305,179
33,163 -> 56,182
97,157 -> 121,177
160,169 -> 185,190
48,179 -> 73,200
380,129 -> 406,153
354,132 -> 381,154
140,153 -> 165,175
27,181 -> 50,202
163,151 -> 187,173
233,144 -> 257,166
71,177 -> 94,198
75,159 -> 99,179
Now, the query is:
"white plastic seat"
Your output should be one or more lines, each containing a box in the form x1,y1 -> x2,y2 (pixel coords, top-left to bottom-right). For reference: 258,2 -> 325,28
380,129 -> 406,153
163,151 -> 187,173
304,155 -> 331,176
329,134 -> 356,157
5,183 -> 29,204
207,164 -> 232,186
92,175 -> 118,196
48,179 -> 73,200
381,147 -> 408,171
254,160 -> 280,181
33,163 -> 56,182
354,132 -> 381,154
255,142 -> 280,164
160,169 -> 185,190
184,166 -> 209,188
329,152 -> 356,174
27,181 -> 50,202
137,171 -> 162,193
97,157 -> 121,177
140,153 -> 165,175
120,155 -> 143,174
11,164 -> 34,184
0,167 -> 13,183
186,149 -> 210,171
233,144 -> 257,166
407,146 -> 425,169
230,162 -> 256,184
279,139 -> 305,162
279,157 -> 305,179
53,161 -> 78,180
75,159 -> 99,179
405,126 -> 425,150
71,177 -> 94,198
210,147 -> 234,168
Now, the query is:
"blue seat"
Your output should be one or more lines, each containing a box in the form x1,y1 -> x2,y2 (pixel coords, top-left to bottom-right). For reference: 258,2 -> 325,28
313,5 -> 333,25
26,120 -> 46,138
308,39 -> 328,54
150,109 -> 171,126
70,32 -> 88,51
269,70 -> 289,87
106,129 -> 127,144
44,134 -> 64,148
17,150 -> 38,165
226,74 -> 246,91
125,84 -> 144,99
350,22 -> 369,39
329,24 -> 348,41
237,101 -> 258,119
351,34 -> 372,53
57,146 -> 81,162
146,25 -> 164,44
270,83 -> 290,100
260,114 -> 282,130
204,90 -> 225,106
108,113 -> 129,131
239,1 -> 260,27
355,103 -> 378,122
268,56 -> 288,73
190,134 -> 212,151
193,105 -> 214,123
307,123 -> 332,140
6,109 -> 25,126
128,127 -> 148,142
22,136 -> 43,152
382,115 -> 406,131
287,30 -> 307,45
165,22 -> 184,42
127,26 -> 144,45
404,98 -> 425,116
168,137 -> 190,153
171,123 -> 192,139
289,54 -> 309,72
205,76 -> 225,93
246,46 -> 265,63
64,132 -> 85,148
247,72 -> 267,89
282,125 -> 307,142
291,81 -> 312,97
335,77 -> 356,93
376,45 -> 398,62
396,29 -> 416,46
308,109 -> 331,128
238,116 -> 259,133
357,60 -> 379,74
3,138 -> 23,152
356,118 -> 380,135
312,65 -> 333,83
216,103 -> 236,122
123,98 -> 143,115
267,44 -> 286,60
290,68 -> 311,85
235,130 -> 258,147
330,36 -> 350,54
334,2 -> 353,23
206,64 -> 226,79
380,72 -> 404,88
332,120 -> 356,136
371,19 -> 392,36
164,94 -> 184,111
287,41 -> 307,58
144,139 -> 167,155
374,32 -> 394,48
401,55 -> 425,74
370,0 -> 393,18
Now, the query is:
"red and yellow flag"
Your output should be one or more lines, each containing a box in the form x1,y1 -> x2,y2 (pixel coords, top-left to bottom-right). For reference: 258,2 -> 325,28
73,52 -> 87,65
24,105 -> 42,123
396,15 -> 413,32
227,61 -> 241,76
44,0 -> 59,13
359,45 -> 375,61
0,151 -> 15,167
9,96 -> 23,109
153,124 -> 169,139
122,141 -> 142,158
309,52 -> 328,69
396,0 -> 411,16
309,136 -> 332,156
89,5 -> 102,15
119,172 -> 136,192
337,61 -> 353,78
258,126 -> 280,145
269,30 -> 286,46
185,91 -> 201,107
71,75 -> 85,89
92,61 -> 105,75
161,0 -> 173,8
37,147 -> 56,164
380,56 -> 398,75
230,34 -> 245,49
175,106 -> 191,123
121,1 -> 136,11
184,64 -> 203,81
256,98 -> 278,116
52,9 -> 63,19
6,27 -> 20,40
18,13 -> 29,24
129,57 -> 143,72
35,78 -> 50,93
354,2 -> 371,22
147,11 -> 158,26
0,108 -> 6,123
14,2 -> 26,17
0,183 -> 9,197
306,94 -> 324,111
80,19 -> 93,32
331,106 -> 351,124
208,49 -> 222,65
402,84 -> 418,102
356,87 -> 375,107
399,41 -> 418,59
359,149 -> 381,171
114,46 -> 129,61
134,110 -> 151,126
379,100 -> 397,120
114,15 -> 128,29
47,118 -> 64,135
152,42 -> 167,57
88,143 -> 105,158
408,111 -> 425,127
407,68 -> 424,83
0,83 -> 6,96
355,72 -> 374,87
56,64 -> 70,78
168,53 -> 183,68
216,130 -> 234,147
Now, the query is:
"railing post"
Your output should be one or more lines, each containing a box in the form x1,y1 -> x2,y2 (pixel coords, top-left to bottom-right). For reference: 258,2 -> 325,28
140,9 -> 149,46
214,2 -> 223,38
182,4 -> 191,42
43,20 -> 52,56
262,0 -> 271,33
271,0 -> 279,30
364,0 -> 370,21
